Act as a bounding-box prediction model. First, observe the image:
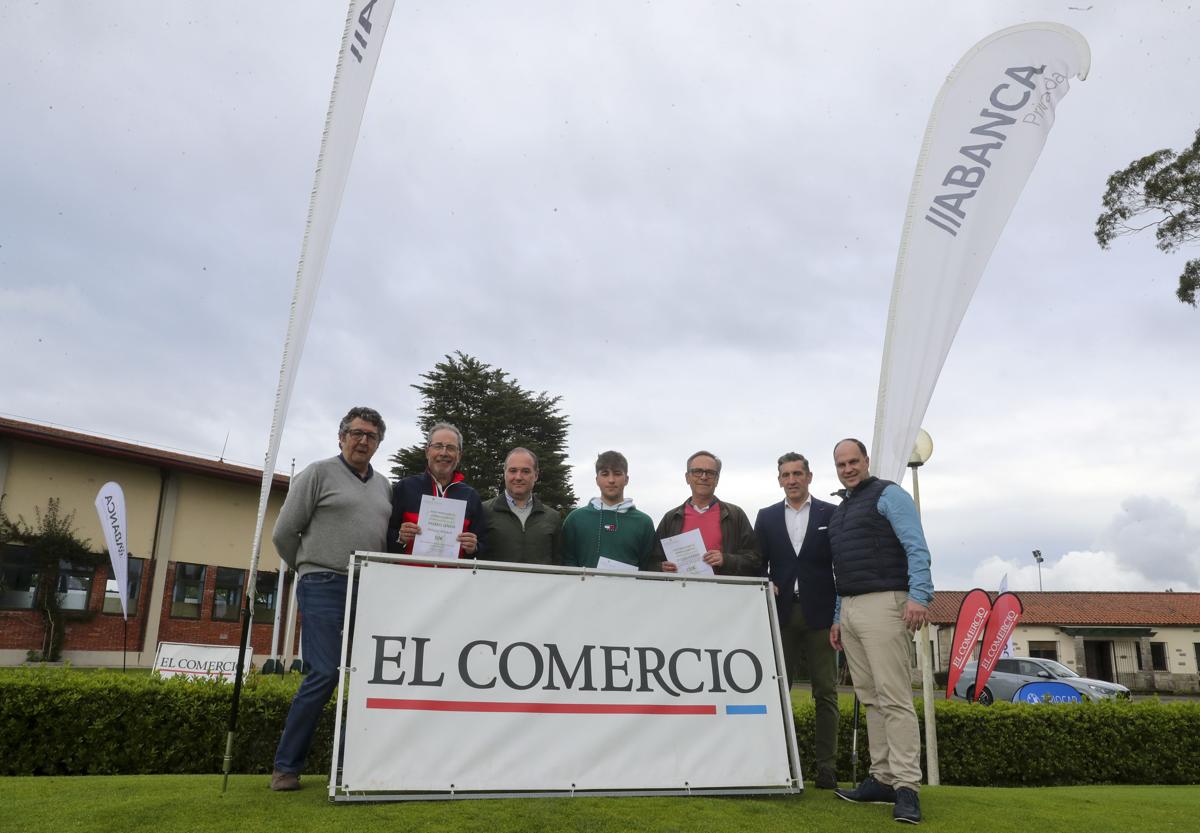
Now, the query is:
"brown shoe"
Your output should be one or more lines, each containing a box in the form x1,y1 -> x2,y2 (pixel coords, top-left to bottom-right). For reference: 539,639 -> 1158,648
270,770 -> 301,791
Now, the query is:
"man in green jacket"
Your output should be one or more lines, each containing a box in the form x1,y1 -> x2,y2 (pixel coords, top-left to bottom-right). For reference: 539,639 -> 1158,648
562,450 -> 658,570
481,447 -> 562,565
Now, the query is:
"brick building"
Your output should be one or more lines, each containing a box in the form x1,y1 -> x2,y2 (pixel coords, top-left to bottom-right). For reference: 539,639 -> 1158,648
928,590 -> 1200,693
0,416 -> 293,667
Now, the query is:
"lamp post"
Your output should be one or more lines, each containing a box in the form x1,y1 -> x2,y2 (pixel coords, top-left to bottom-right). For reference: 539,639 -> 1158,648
907,429 -> 934,513
907,428 -> 938,786
1032,549 -> 1044,591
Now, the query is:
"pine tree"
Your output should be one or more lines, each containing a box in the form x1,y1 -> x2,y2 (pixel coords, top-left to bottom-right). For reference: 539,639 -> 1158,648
390,353 -> 578,510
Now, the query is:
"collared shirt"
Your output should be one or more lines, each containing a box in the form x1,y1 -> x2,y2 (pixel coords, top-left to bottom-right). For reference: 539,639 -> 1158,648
337,454 -> 374,483
783,494 -> 811,555
784,494 -> 811,594
688,499 -> 715,513
505,491 -> 534,528
877,485 -> 934,606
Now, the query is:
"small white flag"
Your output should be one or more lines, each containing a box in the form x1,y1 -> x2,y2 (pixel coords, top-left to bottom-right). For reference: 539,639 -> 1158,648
95,482 -> 130,619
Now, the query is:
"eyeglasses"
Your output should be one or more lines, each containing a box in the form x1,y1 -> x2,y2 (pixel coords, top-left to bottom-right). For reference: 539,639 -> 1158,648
428,442 -> 460,454
345,429 -> 380,443
688,468 -> 719,479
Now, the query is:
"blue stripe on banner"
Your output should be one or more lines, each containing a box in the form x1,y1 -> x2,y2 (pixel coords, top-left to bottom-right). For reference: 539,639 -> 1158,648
725,704 -> 767,715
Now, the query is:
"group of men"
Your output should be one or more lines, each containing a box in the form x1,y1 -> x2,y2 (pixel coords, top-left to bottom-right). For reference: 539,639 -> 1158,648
269,406 -> 934,824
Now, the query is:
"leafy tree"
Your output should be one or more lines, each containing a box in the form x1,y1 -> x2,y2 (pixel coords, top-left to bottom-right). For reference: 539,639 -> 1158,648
1096,126 -> 1200,306
0,497 -> 101,661
390,352 -> 578,510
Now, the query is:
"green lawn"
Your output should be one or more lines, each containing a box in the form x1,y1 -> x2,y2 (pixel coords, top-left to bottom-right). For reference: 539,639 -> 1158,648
3,776 -> 1196,833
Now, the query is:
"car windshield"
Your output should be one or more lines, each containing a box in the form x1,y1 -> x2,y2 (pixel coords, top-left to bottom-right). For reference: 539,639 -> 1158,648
1039,659 -> 1079,678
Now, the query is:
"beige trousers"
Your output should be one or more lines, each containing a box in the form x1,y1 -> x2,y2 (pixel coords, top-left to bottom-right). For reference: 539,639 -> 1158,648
840,590 -> 922,791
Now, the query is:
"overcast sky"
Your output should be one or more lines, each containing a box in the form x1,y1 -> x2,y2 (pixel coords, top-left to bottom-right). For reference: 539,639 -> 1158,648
3,2 -> 1198,594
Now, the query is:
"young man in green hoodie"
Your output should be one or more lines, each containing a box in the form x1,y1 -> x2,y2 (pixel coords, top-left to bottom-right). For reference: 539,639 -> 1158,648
562,450 -> 659,571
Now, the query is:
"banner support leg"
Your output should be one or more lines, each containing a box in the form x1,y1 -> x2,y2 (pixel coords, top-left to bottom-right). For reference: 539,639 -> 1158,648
919,625 -> 939,785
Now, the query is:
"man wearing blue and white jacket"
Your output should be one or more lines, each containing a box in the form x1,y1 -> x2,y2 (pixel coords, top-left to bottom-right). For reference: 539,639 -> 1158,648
827,438 -> 933,825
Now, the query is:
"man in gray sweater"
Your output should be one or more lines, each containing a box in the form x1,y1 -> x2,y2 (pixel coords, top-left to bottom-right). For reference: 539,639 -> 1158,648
269,406 -> 392,792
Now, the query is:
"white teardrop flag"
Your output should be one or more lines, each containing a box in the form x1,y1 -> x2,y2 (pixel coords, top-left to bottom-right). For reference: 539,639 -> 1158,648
873,23 -> 1091,482
95,481 -> 130,620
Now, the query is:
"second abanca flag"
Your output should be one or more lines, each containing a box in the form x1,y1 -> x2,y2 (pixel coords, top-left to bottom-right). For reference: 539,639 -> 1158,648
872,23 -> 1090,483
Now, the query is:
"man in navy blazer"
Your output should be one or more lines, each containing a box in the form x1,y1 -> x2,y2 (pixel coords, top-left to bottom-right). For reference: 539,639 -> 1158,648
755,451 -> 839,789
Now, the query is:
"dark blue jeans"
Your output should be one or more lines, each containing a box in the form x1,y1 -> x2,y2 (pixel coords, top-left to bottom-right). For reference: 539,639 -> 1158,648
273,571 -> 350,775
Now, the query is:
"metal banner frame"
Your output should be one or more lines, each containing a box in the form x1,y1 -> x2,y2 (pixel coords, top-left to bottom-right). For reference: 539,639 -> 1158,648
329,552 -> 801,802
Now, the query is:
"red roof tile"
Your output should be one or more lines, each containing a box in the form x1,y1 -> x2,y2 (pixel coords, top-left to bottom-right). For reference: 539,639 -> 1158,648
930,590 -> 1200,627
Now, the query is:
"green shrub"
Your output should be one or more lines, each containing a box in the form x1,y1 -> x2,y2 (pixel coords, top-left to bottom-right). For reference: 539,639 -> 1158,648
924,697 -> 1200,785
788,694 -> 1200,786
2,668 -> 1197,784
0,667 -> 333,776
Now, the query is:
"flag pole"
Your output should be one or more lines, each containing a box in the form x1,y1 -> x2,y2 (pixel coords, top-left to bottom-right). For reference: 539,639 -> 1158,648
220,0 -> 397,792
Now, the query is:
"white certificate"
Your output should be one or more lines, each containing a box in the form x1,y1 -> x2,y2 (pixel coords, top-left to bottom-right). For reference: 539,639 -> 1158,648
596,556 -> 638,573
660,528 -> 714,576
413,494 -> 467,560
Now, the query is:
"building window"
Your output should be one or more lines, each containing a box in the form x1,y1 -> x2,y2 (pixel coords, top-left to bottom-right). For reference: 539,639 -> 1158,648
1150,642 -> 1168,672
212,567 -> 245,622
171,563 -> 206,618
0,545 -> 38,610
56,559 -> 95,611
254,571 -> 278,620
1028,641 -> 1058,661
0,548 -> 96,611
103,558 -> 145,615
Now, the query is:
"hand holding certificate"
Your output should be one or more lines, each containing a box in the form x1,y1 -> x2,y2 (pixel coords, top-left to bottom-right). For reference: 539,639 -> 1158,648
660,528 -> 714,576
412,494 -> 468,560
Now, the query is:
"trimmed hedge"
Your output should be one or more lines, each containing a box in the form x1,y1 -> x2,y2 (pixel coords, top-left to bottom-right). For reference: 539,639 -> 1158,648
925,697 -> 1200,785
2,668 -> 1198,783
797,696 -> 1200,786
0,668 -> 334,776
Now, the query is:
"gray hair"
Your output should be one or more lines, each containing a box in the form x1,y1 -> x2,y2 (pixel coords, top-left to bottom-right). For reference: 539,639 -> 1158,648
339,406 -> 386,440
426,421 -> 464,451
686,450 -> 722,474
776,452 -> 810,473
505,447 -> 539,472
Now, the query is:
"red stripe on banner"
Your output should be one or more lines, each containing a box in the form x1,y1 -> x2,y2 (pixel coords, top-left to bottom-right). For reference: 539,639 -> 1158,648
365,698 -> 716,715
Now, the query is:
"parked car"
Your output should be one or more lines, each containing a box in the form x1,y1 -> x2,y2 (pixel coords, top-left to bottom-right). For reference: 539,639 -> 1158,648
951,656 -> 1131,705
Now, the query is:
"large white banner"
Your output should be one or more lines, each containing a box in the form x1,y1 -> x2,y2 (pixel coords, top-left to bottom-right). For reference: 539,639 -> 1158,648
94,481 -> 130,619
872,23 -> 1090,482
336,558 -> 798,797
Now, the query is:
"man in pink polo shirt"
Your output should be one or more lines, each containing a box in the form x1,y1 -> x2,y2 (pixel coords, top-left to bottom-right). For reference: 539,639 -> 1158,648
652,450 -> 760,575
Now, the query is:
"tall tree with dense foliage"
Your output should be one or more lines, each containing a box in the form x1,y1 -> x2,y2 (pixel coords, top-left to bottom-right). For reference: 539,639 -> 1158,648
1096,126 -> 1200,306
390,353 -> 577,510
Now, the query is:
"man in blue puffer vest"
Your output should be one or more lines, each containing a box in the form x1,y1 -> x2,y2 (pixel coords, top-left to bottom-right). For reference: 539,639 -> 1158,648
827,438 -> 933,825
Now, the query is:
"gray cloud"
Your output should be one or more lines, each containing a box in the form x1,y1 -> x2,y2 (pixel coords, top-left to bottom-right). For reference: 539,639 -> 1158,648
2,2 -> 1198,592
